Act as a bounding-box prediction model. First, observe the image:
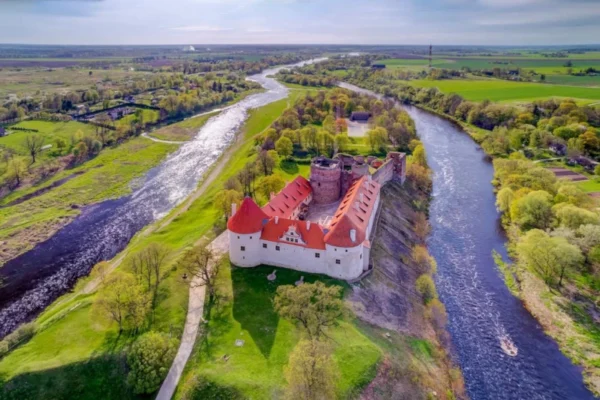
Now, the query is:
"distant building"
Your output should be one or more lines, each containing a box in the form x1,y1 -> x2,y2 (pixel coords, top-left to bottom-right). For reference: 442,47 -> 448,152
350,112 -> 371,122
371,64 -> 386,70
227,153 -> 406,280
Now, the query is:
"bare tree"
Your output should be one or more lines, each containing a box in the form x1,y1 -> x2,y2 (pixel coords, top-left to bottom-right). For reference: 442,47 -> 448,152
179,246 -> 220,300
22,134 -> 45,164
131,243 -> 170,308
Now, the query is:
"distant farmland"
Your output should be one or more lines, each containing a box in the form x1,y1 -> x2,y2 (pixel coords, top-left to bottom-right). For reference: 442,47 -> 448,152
406,79 -> 600,103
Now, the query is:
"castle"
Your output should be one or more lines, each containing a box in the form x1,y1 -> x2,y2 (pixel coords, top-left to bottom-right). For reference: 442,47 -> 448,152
227,152 -> 406,280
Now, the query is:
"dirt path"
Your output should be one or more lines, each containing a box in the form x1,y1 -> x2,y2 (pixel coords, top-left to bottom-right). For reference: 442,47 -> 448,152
140,132 -> 185,145
156,231 -> 229,400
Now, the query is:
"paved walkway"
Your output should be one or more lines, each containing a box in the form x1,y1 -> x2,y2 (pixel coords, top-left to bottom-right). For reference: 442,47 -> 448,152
155,231 -> 229,400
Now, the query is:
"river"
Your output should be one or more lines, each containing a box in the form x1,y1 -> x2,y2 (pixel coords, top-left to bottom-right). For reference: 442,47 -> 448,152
0,58 -> 325,338
340,82 -> 595,400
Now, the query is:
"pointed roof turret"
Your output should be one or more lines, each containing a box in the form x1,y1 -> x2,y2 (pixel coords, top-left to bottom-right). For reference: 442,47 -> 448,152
227,197 -> 268,234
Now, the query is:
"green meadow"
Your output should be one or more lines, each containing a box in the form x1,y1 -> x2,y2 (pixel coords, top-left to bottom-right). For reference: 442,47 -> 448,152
1,120 -> 96,156
407,78 -> 600,103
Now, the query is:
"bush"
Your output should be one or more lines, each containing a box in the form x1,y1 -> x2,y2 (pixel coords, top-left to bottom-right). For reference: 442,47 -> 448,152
4,322 -> 36,349
416,275 -> 436,304
126,331 -> 178,394
183,377 -> 246,400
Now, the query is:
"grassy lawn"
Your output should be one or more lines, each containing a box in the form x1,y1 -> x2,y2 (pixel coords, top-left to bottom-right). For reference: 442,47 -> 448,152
577,179 -> 600,193
1,120 -> 96,156
407,78 -> 600,103
175,263 -> 381,399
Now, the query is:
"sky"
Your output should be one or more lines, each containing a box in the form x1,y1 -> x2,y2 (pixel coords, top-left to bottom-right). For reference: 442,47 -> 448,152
0,0 -> 599,45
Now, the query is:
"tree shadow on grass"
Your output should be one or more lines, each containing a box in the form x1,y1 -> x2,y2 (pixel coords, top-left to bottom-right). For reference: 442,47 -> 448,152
230,265 -> 345,358
0,354 -> 142,400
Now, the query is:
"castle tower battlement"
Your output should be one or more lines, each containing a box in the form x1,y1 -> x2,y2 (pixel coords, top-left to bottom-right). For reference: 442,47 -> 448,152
310,156 -> 342,204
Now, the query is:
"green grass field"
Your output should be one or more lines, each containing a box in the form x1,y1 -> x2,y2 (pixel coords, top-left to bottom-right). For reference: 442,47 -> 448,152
148,112 -> 218,141
1,120 -> 96,156
174,263 -> 381,399
407,78 -> 600,103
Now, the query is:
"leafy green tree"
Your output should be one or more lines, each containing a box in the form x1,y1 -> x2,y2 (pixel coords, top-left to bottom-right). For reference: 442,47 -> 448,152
180,245 -> 220,300
334,134 -> 350,153
284,340 -> 339,400
366,127 -> 388,152
257,174 -> 285,201
130,243 -> 170,310
214,189 -> 243,221
93,271 -> 149,332
554,203 -> 600,230
22,134 -> 45,164
517,229 -> 584,286
416,274 -> 436,304
127,332 -> 178,394
412,144 -> 427,168
412,245 -> 437,274
509,190 -> 554,230
274,282 -> 345,340
6,158 -> 27,188
496,187 -> 515,214
275,136 -> 294,159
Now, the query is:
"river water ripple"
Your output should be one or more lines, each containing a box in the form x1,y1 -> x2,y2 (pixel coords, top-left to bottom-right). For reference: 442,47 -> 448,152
340,82 -> 595,400
0,59 -> 325,337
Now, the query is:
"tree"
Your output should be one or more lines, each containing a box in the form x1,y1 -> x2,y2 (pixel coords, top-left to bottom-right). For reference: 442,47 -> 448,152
554,203 -> 600,230
496,187 -> 515,213
93,272 -> 149,332
412,245 -> 437,274
284,340 -> 338,400
130,243 -> 170,309
366,127 -> 387,152
73,141 -> 88,164
127,332 -> 178,394
92,261 -> 111,284
334,134 -> 350,153
22,134 -> 45,164
276,136 -> 294,159
414,212 -> 431,241
412,144 -> 427,167
257,150 -> 276,175
517,229 -> 584,286
416,274 -> 436,304
407,163 -> 432,193
238,162 -> 258,196
214,189 -> 243,221
6,158 -> 27,188
509,190 -> 553,230
257,174 -> 285,200
180,246 -> 220,300
274,282 -> 345,340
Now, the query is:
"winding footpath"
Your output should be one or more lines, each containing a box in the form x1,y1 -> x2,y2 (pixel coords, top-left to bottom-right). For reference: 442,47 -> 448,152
156,232 -> 229,400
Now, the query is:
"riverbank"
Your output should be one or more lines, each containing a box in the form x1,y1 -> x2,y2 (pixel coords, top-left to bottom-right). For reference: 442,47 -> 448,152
0,84 -> 319,399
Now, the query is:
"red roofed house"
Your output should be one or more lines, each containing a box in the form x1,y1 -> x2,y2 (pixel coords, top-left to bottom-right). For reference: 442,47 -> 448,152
227,153 -> 404,280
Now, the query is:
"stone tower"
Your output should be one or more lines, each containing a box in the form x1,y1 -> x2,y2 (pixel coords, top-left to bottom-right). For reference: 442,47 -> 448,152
310,157 -> 342,204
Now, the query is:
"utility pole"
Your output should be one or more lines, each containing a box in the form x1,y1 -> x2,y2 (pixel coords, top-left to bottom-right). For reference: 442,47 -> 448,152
429,44 -> 432,68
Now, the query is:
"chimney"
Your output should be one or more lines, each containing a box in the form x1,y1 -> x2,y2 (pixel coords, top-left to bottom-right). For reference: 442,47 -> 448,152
231,202 -> 237,216
275,216 -> 279,224
270,192 -> 276,200
350,229 -> 356,243
306,220 -> 311,230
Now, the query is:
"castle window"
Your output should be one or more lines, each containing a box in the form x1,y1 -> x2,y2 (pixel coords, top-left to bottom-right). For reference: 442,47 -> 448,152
315,253 -> 320,258
360,254 -> 363,259
237,236 -> 240,239
241,246 -> 245,251
335,259 -> 341,264
276,246 -> 280,251
263,243 -> 267,248
295,239 -> 298,243
250,236 -> 253,239
345,249 -> 348,252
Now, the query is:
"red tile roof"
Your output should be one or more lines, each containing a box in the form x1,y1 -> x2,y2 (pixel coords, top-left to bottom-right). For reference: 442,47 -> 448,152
261,219 -> 326,250
324,176 -> 380,248
262,176 -> 312,219
227,197 -> 268,234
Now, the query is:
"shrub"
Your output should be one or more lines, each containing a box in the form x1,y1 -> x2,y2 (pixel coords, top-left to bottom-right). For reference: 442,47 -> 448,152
416,274 -> 436,304
126,331 -> 178,394
4,322 -> 36,349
